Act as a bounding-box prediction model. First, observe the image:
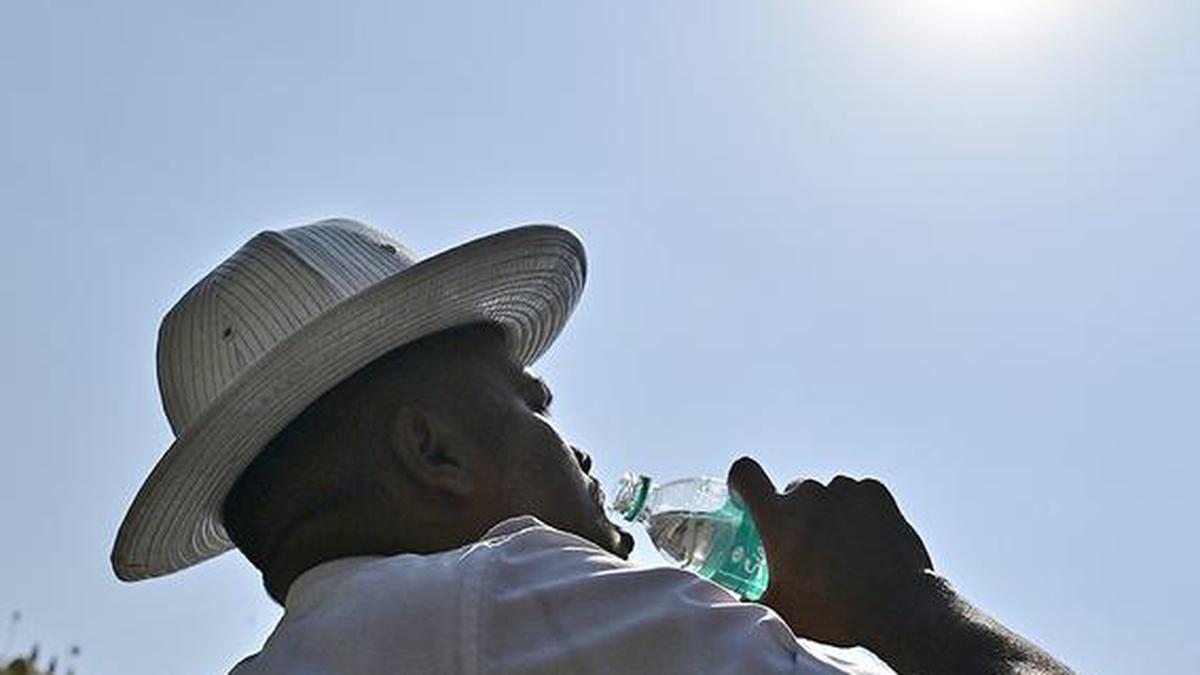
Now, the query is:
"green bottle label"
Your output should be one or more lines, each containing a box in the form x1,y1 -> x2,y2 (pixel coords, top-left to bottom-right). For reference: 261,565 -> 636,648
700,499 -> 770,601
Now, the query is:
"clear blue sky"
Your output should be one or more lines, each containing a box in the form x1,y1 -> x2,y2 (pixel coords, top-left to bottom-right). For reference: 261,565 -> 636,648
1,2 -> 1196,673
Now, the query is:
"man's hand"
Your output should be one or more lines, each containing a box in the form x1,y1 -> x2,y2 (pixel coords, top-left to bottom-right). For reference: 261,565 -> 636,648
728,456 -> 932,649
728,457 -> 1075,675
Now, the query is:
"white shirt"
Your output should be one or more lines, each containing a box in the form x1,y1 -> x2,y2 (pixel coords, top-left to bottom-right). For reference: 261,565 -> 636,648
230,515 -> 896,675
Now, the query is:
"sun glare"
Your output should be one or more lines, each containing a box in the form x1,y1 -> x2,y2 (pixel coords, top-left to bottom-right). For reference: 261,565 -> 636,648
904,0 -> 1070,44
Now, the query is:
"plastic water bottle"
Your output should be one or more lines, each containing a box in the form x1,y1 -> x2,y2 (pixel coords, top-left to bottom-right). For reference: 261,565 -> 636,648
610,471 -> 770,600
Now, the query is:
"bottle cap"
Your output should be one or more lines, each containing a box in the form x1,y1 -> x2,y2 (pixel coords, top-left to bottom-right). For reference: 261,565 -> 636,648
610,472 -> 652,521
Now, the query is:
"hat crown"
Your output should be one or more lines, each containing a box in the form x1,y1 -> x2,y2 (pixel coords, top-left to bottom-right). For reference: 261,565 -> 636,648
156,219 -> 418,435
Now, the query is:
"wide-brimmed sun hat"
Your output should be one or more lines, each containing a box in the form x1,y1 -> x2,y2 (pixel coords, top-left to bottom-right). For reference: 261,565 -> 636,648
111,219 -> 586,581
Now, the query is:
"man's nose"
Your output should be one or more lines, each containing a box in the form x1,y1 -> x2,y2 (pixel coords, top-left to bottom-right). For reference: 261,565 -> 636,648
572,446 -> 593,474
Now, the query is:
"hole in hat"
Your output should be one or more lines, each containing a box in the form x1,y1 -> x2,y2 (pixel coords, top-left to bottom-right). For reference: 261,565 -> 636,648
222,327 -> 234,340
379,243 -> 398,255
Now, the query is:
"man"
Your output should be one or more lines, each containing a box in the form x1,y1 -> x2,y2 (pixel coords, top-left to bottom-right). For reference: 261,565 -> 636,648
113,219 -> 1074,674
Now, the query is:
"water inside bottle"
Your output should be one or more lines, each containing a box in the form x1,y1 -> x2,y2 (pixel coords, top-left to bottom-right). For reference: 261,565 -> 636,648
644,500 -> 769,600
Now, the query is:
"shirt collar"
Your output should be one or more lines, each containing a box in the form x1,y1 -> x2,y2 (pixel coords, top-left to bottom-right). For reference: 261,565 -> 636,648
282,516 -> 548,610
481,514 -> 547,539
284,556 -> 382,611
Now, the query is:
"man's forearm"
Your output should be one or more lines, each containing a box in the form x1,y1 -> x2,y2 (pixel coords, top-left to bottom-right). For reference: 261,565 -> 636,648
868,573 -> 1074,675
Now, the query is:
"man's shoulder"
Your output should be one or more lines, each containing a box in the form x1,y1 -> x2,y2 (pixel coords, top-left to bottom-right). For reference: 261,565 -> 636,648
237,515 -> 895,675
474,515 -> 620,554
470,514 -> 639,580
289,516 -> 618,609
476,514 -> 592,542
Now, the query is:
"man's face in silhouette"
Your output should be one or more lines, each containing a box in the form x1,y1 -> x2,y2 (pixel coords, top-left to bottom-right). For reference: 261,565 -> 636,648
416,324 -> 632,558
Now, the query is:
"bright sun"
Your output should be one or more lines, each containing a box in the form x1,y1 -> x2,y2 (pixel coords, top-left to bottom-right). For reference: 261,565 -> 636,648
904,0 -> 1070,43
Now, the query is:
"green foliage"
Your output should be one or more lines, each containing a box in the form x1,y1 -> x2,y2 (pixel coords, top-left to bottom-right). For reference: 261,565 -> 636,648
2,652 -> 52,675
2,657 -> 48,675
2,612 -> 80,675
2,646 -> 79,675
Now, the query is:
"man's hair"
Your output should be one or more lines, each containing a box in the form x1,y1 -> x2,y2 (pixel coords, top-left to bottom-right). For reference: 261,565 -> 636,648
220,322 -> 504,600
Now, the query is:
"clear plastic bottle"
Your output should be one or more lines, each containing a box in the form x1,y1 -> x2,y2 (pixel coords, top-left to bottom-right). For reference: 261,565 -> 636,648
610,471 -> 770,600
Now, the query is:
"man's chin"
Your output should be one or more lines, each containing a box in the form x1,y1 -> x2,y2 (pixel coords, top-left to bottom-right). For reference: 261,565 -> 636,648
597,516 -> 634,559
615,529 -> 635,559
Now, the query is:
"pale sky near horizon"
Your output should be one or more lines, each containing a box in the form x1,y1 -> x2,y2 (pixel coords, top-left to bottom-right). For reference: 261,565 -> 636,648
2,2 -> 1197,674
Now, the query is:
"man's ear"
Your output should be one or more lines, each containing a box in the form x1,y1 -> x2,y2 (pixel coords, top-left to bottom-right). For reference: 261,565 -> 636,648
386,405 -> 476,497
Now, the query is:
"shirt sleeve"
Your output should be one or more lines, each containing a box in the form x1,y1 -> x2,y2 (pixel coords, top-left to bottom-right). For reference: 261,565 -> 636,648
473,518 -> 894,675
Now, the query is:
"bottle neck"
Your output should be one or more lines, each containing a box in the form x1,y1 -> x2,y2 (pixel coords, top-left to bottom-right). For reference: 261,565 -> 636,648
613,473 -> 654,521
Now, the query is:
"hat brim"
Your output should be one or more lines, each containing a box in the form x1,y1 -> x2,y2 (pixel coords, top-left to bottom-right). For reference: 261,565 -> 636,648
112,225 -> 586,580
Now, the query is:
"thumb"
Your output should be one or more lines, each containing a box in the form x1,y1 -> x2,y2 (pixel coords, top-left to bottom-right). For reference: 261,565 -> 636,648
728,456 -> 779,528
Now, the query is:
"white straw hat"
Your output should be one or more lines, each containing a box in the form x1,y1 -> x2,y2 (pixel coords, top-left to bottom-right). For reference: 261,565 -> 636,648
112,219 -> 586,581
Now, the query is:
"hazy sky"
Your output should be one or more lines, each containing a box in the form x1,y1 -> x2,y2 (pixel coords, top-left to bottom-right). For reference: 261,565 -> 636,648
2,2 -> 1196,674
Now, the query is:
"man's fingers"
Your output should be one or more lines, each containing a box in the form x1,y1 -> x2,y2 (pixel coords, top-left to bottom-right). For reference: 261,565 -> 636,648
858,478 -> 935,570
784,478 -> 825,503
728,456 -> 779,527
857,478 -> 906,522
